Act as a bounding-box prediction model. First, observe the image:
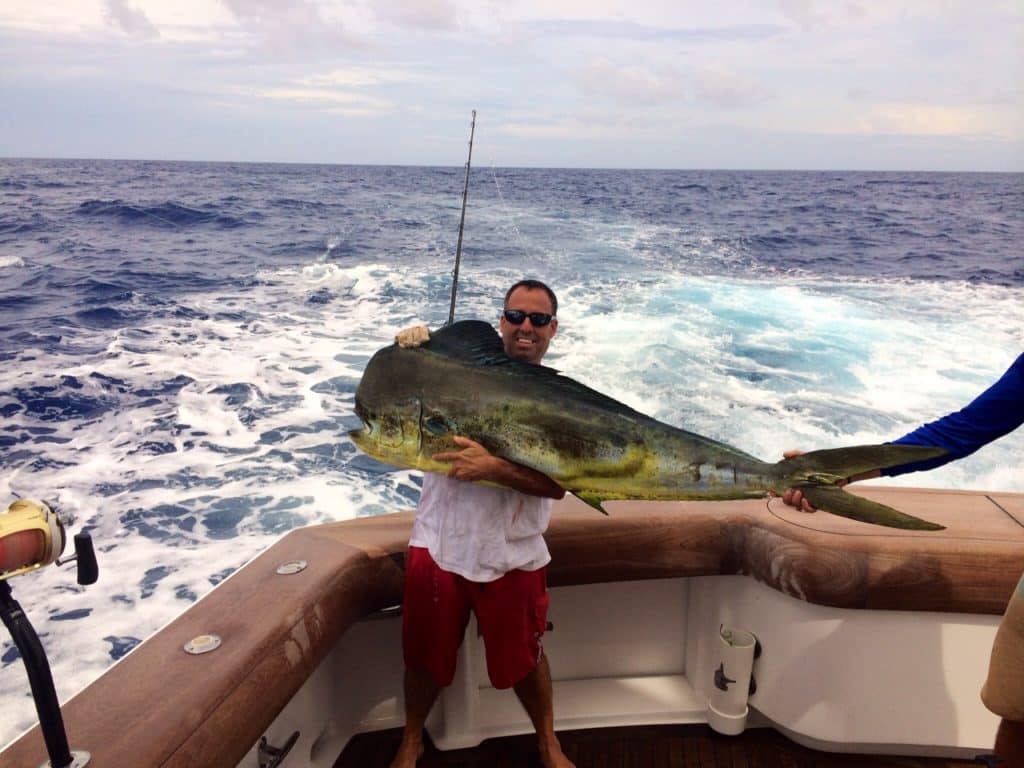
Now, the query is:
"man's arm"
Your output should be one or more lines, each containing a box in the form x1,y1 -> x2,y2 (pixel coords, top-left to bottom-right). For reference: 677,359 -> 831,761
432,436 -> 566,500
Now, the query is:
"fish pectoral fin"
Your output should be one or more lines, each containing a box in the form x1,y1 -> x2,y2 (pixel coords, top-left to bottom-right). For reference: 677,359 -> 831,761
798,486 -> 945,531
574,492 -> 610,516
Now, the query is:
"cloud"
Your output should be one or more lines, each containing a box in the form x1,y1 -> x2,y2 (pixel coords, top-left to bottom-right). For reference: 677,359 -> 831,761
775,0 -> 868,29
788,99 -> 1019,141
248,85 -> 394,114
103,0 -> 158,39
692,67 -> 768,109
298,66 -> 423,88
573,57 -> 685,106
526,18 -> 785,42
498,106 -> 652,141
220,0 -> 364,53
237,65 -> 416,117
375,0 -> 458,31
572,58 -> 767,110
775,0 -> 823,29
867,103 -> 1006,137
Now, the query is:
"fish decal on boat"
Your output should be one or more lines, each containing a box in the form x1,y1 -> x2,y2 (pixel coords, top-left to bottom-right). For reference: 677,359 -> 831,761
349,321 -> 947,531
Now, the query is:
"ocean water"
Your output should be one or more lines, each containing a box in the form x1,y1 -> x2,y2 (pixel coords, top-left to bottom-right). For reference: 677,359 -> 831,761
1,158 -> 1022,747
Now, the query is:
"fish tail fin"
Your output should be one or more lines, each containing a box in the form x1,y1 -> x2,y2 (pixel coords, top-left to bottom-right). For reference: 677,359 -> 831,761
798,485 -> 944,531
773,444 -> 948,531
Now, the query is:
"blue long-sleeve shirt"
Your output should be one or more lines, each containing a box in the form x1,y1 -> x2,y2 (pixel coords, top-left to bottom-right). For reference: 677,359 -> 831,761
884,352 -> 1024,476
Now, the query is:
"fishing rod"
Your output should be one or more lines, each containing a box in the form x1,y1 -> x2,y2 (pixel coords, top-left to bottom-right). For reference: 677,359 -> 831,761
446,109 -> 476,326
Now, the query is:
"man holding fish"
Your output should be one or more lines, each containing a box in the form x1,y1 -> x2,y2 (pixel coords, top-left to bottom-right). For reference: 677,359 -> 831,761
388,279 -> 575,768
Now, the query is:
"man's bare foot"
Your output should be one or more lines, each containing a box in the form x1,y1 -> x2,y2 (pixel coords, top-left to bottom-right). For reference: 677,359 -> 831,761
539,737 -> 575,768
388,732 -> 425,768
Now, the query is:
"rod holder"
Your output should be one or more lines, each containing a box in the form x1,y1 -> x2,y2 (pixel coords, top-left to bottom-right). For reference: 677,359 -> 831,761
707,626 -> 758,735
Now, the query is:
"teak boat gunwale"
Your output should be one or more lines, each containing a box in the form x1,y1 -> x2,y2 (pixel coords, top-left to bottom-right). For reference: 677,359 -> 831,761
1,486 -> 1022,767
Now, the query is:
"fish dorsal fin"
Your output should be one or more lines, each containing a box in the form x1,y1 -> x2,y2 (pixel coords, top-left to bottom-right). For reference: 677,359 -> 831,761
422,321 -> 662,428
424,320 -> 508,364
424,320 -> 651,419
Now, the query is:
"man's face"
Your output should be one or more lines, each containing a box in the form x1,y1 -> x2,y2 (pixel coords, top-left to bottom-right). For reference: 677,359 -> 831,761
499,286 -> 558,365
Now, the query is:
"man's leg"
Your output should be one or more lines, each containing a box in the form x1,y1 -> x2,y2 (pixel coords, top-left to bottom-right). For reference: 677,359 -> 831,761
391,547 -> 469,767
512,652 -> 575,768
476,566 -> 574,767
389,666 -> 440,768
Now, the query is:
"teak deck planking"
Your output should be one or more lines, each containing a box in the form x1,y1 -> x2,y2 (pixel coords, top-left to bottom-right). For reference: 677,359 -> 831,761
335,724 -> 990,768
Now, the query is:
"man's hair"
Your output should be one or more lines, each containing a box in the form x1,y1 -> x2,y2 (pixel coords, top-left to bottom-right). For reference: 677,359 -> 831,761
504,279 -> 558,316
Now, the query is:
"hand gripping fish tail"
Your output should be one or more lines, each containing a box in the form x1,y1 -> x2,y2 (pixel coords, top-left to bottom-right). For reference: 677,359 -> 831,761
771,445 -> 948,531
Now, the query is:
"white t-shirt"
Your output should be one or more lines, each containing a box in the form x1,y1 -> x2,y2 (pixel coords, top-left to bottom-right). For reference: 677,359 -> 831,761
409,472 -> 552,582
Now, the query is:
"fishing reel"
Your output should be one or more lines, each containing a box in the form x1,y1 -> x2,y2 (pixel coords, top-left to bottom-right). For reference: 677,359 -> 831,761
2,498 -> 97,768
0,498 -> 96,585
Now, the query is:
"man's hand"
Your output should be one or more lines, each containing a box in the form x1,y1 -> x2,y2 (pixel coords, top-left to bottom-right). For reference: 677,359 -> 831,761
780,449 -> 821,513
778,449 -> 878,513
781,489 -> 821,514
432,436 -> 497,482
432,435 -> 565,499
395,325 -> 430,348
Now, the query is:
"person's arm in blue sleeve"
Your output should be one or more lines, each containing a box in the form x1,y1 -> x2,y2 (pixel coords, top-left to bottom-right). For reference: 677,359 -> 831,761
782,352 -> 1023,513
884,352 -> 1024,476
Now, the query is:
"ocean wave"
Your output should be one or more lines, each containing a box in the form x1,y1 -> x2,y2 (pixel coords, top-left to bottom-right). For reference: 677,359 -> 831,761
71,278 -> 135,303
0,293 -> 35,308
75,199 -> 248,229
0,386 -> 118,424
269,197 -> 328,211
0,221 -> 41,236
863,177 -> 939,187
73,306 -> 144,329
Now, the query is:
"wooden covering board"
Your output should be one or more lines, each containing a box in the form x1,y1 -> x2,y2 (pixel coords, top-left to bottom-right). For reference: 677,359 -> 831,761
2,487 -> 1022,768
547,488 -> 1024,612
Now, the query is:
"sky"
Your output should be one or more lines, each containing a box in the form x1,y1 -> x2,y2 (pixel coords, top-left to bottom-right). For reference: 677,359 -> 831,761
1,0 -> 1022,170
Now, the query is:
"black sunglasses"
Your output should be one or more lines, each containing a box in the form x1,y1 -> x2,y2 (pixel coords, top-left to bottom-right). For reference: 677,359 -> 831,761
503,309 -> 554,327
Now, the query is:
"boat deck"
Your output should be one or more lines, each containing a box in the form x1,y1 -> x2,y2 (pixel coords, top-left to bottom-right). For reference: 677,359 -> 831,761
335,724 -> 988,768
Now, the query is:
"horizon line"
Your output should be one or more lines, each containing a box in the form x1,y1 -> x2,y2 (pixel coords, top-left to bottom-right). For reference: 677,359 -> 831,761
2,155 -> 1022,175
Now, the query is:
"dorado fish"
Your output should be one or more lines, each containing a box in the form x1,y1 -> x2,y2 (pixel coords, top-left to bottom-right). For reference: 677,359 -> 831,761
349,321 -> 947,531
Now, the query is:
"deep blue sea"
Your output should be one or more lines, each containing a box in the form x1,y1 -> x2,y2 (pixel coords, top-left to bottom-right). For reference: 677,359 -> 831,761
1,158 -> 1022,745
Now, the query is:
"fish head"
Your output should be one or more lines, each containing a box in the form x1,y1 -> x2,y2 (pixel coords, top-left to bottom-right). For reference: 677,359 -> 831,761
348,345 -> 424,467
349,396 -> 422,465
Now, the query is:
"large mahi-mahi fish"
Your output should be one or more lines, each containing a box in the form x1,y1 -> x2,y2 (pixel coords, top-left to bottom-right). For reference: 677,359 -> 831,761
349,320 -> 947,530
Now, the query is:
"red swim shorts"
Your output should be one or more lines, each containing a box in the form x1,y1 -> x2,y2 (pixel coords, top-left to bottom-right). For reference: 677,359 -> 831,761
402,546 -> 550,690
